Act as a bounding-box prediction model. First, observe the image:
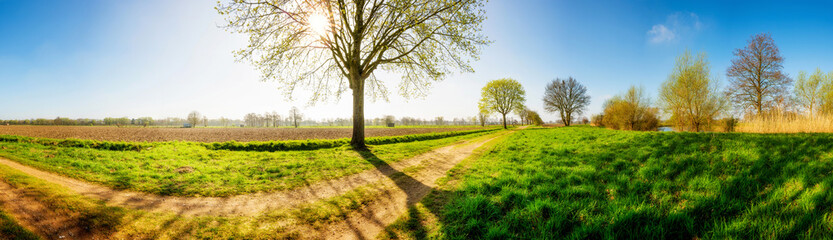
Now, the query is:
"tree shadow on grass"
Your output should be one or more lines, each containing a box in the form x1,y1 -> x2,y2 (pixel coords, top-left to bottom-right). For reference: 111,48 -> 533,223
585,132 -> 833,239
342,149 -> 432,240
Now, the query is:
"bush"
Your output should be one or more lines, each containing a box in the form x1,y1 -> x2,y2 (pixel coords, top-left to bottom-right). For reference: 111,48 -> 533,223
598,86 -> 660,131
719,117 -> 739,132
591,114 -> 605,127
599,102 -> 659,131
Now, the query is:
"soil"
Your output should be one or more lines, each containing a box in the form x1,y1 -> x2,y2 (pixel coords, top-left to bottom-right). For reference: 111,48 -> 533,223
0,181 -> 103,240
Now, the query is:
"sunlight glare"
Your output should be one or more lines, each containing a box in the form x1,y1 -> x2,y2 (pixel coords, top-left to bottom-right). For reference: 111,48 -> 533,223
308,13 -> 328,37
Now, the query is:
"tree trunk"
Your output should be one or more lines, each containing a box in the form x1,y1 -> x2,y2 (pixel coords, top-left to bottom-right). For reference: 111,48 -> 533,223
756,93 -> 763,115
351,81 -> 367,149
501,113 -> 507,129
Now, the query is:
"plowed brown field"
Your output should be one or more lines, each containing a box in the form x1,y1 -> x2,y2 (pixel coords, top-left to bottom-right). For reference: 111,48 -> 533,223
0,125 -> 486,142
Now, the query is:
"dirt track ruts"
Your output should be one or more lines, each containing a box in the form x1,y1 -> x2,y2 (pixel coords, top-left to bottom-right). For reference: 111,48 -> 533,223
0,131 -> 508,217
0,129 -> 513,239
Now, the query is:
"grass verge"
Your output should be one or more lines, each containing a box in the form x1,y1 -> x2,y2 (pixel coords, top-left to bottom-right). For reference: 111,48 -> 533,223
0,129 -> 500,197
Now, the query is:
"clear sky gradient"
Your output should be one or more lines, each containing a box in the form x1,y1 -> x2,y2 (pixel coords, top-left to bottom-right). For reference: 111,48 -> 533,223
2,0 -> 833,122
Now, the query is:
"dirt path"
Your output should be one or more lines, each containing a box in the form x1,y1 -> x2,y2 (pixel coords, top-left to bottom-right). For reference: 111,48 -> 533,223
311,130 -> 512,239
0,181 -> 101,240
0,131 -> 508,217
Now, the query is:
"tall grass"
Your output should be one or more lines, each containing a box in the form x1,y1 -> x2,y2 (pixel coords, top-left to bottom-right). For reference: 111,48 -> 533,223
737,113 -> 833,133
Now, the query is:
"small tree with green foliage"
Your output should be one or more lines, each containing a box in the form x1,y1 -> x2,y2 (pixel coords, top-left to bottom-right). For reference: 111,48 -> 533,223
659,51 -> 727,132
479,78 -> 526,129
794,68 -> 833,116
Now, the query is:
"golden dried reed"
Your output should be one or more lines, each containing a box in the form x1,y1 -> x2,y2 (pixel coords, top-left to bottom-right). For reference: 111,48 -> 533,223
737,114 -> 833,133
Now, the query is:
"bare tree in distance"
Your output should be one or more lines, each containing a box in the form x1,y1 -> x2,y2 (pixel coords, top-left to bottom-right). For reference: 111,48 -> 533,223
243,113 -> 260,127
543,77 -> 590,126
726,33 -> 791,115
187,111 -> 201,128
477,111 -> 489,127
435,116 -> 445,126
479,78 -> 526,129
217,0 -> 489,149
289,107 -> 303,128
219,117 -> 230,127
270,111 -> 282,127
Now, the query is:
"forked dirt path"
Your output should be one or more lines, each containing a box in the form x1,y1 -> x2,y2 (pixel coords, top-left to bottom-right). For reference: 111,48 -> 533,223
314,130 -> 513,240
0,130 -> 509,217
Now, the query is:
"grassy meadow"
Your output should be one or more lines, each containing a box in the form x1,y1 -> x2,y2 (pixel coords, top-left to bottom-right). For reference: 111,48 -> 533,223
3,125 -> 833,239
386,126 -> 833,239
0,129 -> 498,197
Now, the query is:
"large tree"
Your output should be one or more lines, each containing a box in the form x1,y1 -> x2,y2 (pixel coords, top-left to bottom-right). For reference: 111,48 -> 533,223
659,51 -> 726,132
543,77 -> 590,126
479,78 -> 526,129
726,33 -> 791,115
218,0 -> 489,148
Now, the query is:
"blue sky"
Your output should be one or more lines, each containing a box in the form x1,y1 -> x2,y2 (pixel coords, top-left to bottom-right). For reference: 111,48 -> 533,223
2,0 -> 833,122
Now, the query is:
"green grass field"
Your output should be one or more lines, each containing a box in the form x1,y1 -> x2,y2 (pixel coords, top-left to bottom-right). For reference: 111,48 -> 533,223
387,126 -> 833,239
0,129 -> 498,197
4,126 -> 833,239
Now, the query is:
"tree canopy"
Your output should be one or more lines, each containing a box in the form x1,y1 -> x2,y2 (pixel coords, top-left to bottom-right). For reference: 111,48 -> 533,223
794,68 -> 833,116
659,51 -> 727,132
479,78 -> 526,129
217,0 -> 489,147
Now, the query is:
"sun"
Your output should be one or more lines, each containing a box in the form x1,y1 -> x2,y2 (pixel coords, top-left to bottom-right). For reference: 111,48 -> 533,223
307,13 -> 329,37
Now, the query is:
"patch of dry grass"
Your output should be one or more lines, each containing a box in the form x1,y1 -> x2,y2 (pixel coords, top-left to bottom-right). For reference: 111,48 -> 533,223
737,114 -> 833,133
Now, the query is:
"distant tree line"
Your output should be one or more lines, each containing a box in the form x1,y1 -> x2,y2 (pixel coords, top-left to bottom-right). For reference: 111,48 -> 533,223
1,109 -> 495,128
0,117 -> 182,127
